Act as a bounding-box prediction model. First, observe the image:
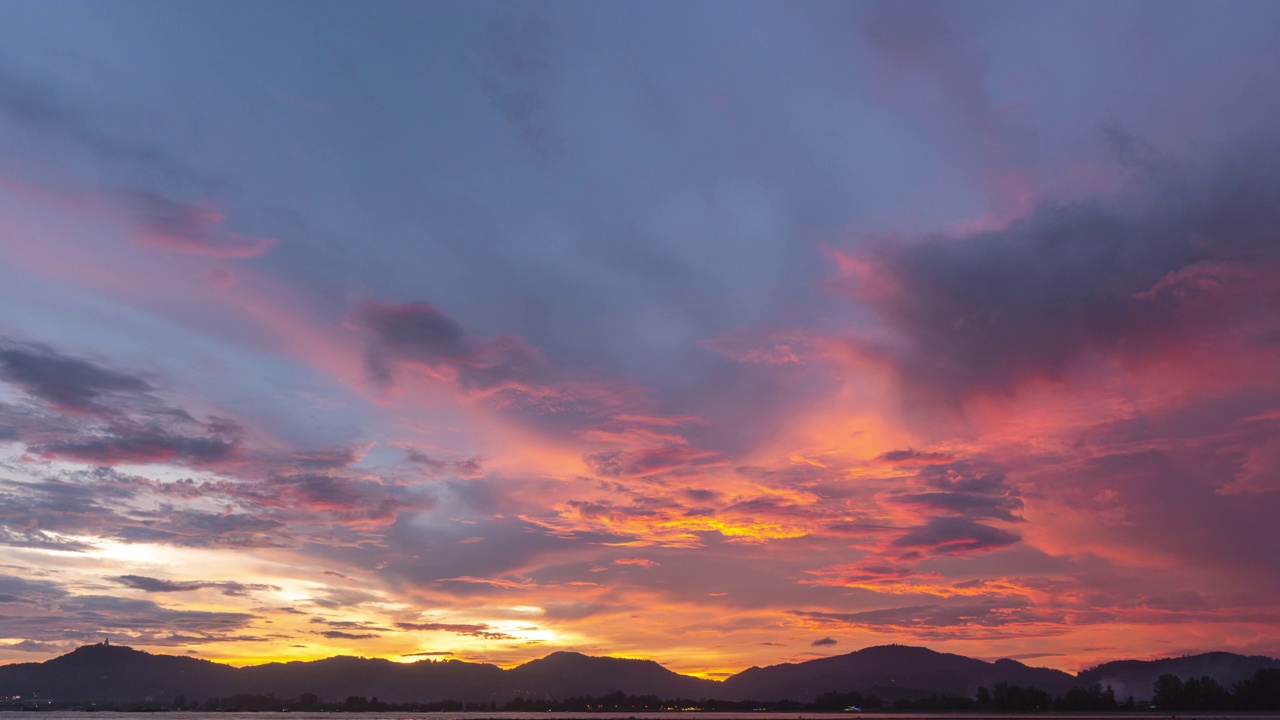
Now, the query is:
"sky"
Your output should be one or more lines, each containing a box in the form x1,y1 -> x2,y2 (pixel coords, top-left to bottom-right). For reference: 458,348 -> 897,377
1,0 -> 1280,678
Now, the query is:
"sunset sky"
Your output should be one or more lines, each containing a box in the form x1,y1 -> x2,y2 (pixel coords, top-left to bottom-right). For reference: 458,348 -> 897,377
3,1 -> 1280,678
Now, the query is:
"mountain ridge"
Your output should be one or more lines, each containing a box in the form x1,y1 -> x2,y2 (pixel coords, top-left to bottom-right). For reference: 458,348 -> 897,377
2,642 -> 1276,704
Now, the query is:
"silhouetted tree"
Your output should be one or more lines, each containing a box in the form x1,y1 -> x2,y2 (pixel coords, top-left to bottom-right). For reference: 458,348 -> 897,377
1235,668 -> 1280,710
813,691 -> 867,711
1182,676 -> 1231,709
1153,674 -> 1232,710
1057,683 -> 1117,711
990,682 -> 1051,711
1153,674 -> 1183,709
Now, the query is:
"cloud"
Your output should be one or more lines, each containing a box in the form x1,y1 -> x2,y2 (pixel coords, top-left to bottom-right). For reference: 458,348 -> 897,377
614,557 -> 660,568
0,575 -> 68,603
0,340 -> 244,471
110,574 -> 280,597
583,446 -> 721,479
892,517 -> 1021,556
887,463 -> 1026,523
128,191 -> 278,258
896,491 -> 1024,521
0,591 -> 258,645
353,299 -> 542,391
838,140 -> 1280,403
878,448 -> 954,464
794,599 -> 1065,641
199,471 -> 428,531
33,425 -> 238,466
0,527 -> 95,552
394,621 -> 515,640
315,630 -> 380,640
811,636 -> 838,646
4,639 -> 65,652
402,449 -> 486,478
0,341 -> 151,413
0,471 -> 298,551
114,509 -> 292,548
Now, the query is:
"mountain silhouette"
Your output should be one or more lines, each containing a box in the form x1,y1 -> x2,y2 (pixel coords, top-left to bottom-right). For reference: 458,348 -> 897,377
508,651 -> 719,699
0,643 -> 240,702
2,642 -> 1276,704
720,644 -> 1075,701
236,654 -> 505,703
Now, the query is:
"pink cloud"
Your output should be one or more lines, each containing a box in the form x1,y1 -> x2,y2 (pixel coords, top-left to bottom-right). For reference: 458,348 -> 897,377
130,192 -> 277,259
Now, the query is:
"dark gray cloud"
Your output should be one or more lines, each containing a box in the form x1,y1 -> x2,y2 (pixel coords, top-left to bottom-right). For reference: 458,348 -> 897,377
0,473 -> 293,551
850,140 -> 1280,403
354,299 -> 542,390
310,618 -> 391,632
810,636 -> 838,646
0,590 -> 258,646
879,448 -> 953,464
0,574 -> 68,603
204,471 -> 429,531
897,491 -> 1024,522
403,449 -> 485,478
4,639 -> 65,653
794,599 -> 1055,639
0,338 -> 417,550
287,446 -> 367,471
892,463 -> 1025,523
111,574 -> 279,597
0,527 -> 95,552
114,510 -> 292,549
394,621 -> 515,640
315,630 -> 379,640
33,425 -> 238,466
56,595 -> 254,631
892,517 -> 1021,556
0,341 -> 151,413
0,340 -> 243,471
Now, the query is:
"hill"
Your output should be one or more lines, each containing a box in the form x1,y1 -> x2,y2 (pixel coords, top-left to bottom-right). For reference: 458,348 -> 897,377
2,641 -> 1277,706
720,644 -> 1075,701
508,651 -> 719,699
0,643 -> 710,704
235,654 -> 506,703
1078,651 -> 1280,701
0,643 -> 240,702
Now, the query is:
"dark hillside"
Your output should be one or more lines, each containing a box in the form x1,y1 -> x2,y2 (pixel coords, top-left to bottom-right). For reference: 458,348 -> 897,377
720,644 -> 1075,701
1078,651 -> 1280,701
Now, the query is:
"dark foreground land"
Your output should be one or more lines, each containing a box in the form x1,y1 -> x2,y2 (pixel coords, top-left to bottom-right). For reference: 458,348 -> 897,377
2,644 -> 1279,713
7,707 -> 1280,712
